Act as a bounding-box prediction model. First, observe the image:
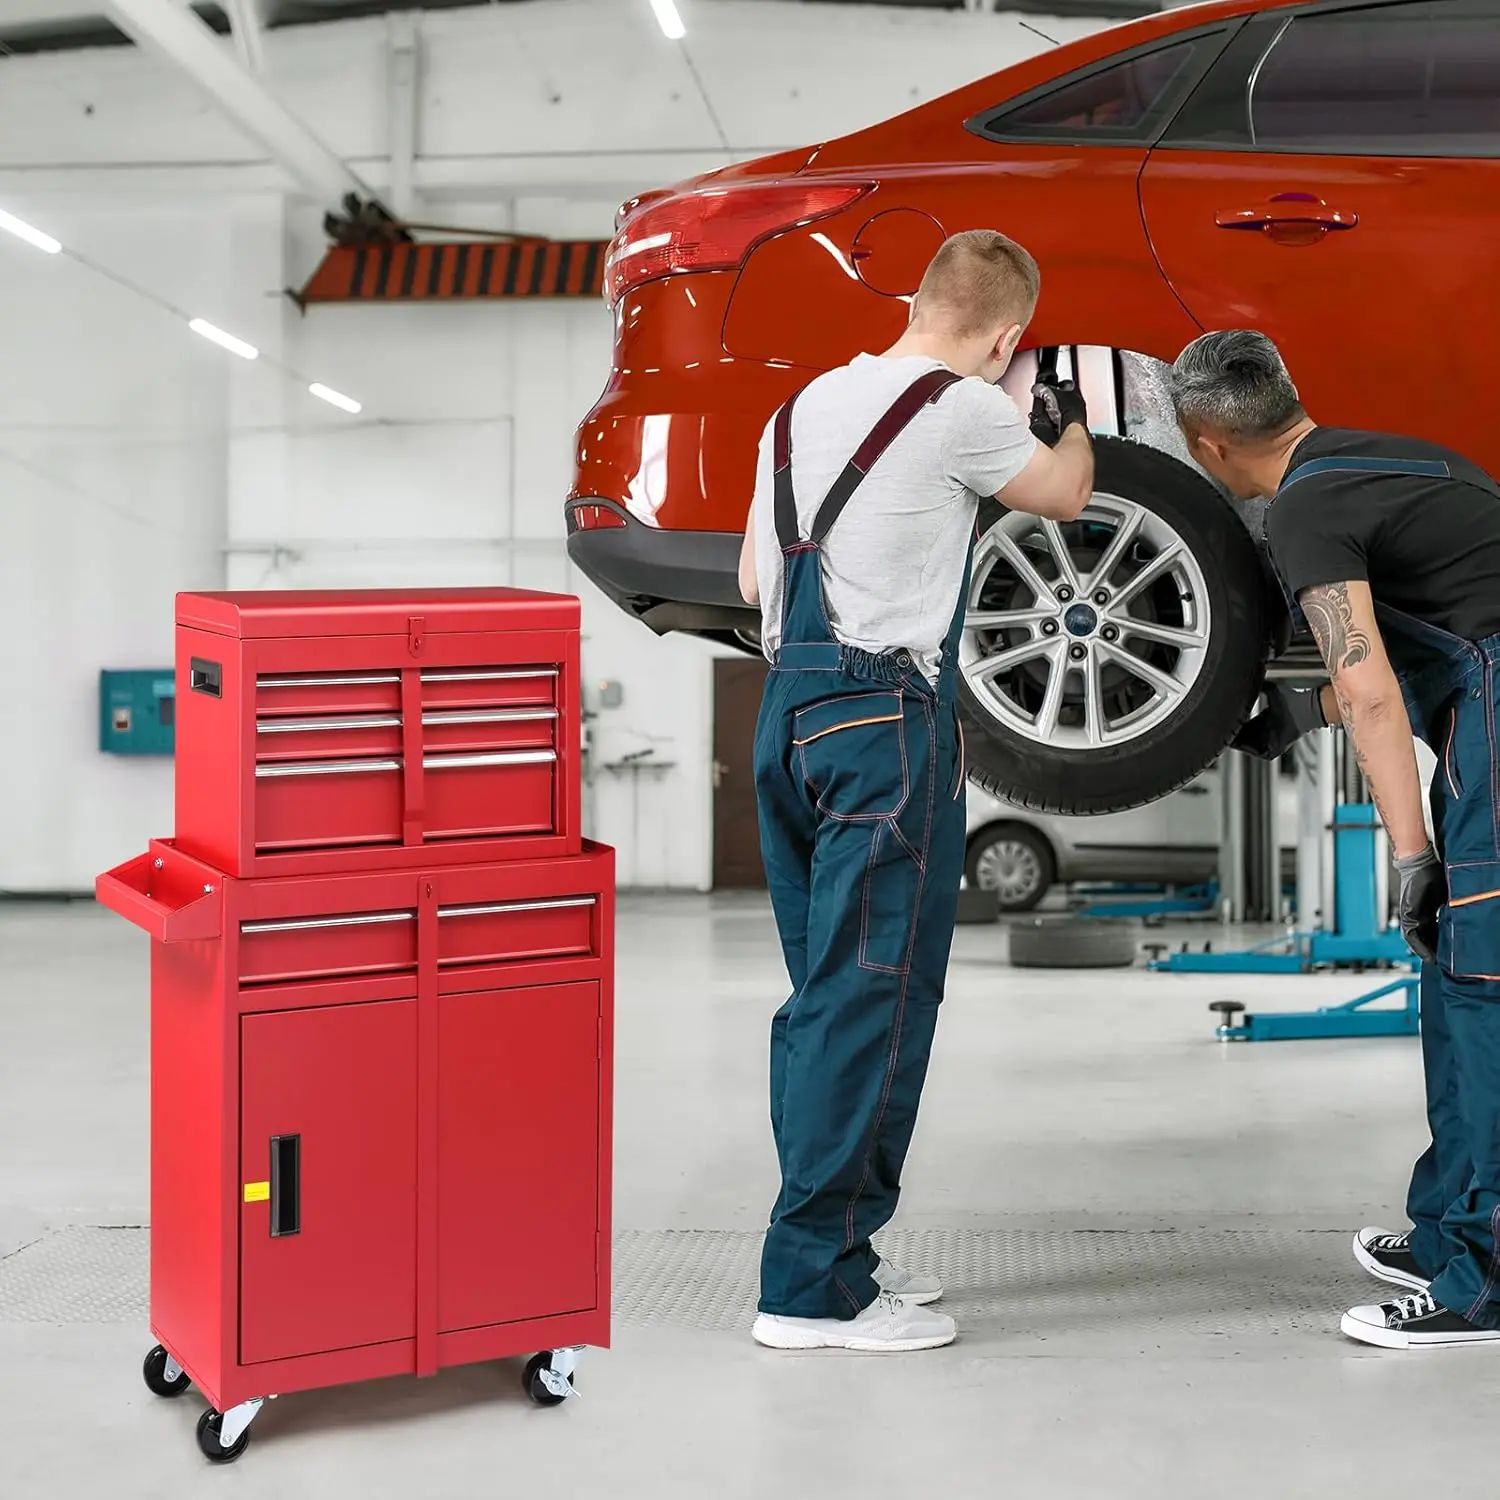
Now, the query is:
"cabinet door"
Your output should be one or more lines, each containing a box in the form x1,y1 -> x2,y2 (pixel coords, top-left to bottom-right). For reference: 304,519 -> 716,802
437,981 -> 599,1333
240,1000 -> 418,1366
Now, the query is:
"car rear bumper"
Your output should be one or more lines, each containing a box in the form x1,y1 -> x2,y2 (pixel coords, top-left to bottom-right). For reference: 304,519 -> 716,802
566,498 -> 758,638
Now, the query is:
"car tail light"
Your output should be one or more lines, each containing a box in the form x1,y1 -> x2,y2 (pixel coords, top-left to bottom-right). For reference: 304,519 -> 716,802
604,182 -> 872,306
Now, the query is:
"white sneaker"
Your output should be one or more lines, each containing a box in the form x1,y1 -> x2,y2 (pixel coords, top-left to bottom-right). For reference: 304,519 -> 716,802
753,1291 -> 957,1352
873,1258 -> 944,1306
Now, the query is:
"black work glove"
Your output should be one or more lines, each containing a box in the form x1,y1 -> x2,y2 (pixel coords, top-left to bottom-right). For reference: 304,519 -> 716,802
1231,684 -> 1327,760
1029,379 -> 1089,447
1394,845 -> 1445,964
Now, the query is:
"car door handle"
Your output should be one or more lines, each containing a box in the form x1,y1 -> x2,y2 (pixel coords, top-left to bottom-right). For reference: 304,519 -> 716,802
1215,197 -> 1359,232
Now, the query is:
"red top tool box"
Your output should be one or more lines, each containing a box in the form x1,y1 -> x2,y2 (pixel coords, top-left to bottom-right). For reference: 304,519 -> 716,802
173,588 -> 582,878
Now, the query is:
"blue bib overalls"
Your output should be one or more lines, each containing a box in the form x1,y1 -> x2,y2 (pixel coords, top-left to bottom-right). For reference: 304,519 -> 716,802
753,369 -> 970,1320
1279,454 -> 1500,1327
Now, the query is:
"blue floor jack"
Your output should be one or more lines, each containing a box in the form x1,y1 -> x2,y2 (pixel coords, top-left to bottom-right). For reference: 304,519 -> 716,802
1149,802 -> 1419,1041
1071,881 -> 1219,921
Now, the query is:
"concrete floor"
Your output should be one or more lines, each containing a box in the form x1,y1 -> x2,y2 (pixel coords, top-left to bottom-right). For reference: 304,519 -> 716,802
0,895 -> 1488,1498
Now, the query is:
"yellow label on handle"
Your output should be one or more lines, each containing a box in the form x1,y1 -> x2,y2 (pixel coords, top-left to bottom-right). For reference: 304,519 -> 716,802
243,1181 -> 270,1203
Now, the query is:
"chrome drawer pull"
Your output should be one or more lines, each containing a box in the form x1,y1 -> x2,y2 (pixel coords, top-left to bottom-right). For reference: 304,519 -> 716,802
438,896 -> 597,920
423,750 -> 556,770
241,910 -> 415,935
421,709 -> 557,726
420,669 -> 558,683
258,715 -> 403,734
255,758 -> 402,778
258,674 -> 402,688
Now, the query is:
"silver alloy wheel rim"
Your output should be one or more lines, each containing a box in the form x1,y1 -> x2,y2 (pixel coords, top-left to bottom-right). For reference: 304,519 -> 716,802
975,837 -> 1045,907
961,493 -> 1211,750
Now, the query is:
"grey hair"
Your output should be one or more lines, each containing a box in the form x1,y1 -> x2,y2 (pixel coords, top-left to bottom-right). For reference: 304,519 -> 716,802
1168,330 -> 1304,441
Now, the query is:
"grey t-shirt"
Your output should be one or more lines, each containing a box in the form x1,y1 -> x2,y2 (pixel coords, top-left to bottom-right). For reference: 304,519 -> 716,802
753,353 -> 1036,679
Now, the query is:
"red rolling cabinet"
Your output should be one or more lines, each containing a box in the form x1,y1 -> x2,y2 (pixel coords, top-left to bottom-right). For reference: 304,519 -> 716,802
97,839 -> 614,1460
173,588 -> 582,878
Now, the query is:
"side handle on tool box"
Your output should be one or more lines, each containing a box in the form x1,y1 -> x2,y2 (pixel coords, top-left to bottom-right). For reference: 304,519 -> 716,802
95,850 -> 223,942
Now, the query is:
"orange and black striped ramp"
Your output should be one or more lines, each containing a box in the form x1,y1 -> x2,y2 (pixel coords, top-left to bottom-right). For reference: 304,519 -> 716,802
297,239 -> 609,304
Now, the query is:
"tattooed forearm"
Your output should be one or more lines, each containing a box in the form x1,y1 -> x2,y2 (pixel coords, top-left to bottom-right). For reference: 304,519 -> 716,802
1335,682 -> 1398,827
1301,583 -> 1371,673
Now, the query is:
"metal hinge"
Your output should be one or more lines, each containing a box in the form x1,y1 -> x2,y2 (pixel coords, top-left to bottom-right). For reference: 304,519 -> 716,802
408,615 -> 425,658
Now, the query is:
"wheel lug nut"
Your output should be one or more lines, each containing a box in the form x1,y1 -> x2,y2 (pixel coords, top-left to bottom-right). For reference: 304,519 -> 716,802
1056,586 -> 1074,603
1093,590 -> 1109,606
1102,625 -> 1119,642
1041,620 -> 1059,636
1069,644 -> 1087,661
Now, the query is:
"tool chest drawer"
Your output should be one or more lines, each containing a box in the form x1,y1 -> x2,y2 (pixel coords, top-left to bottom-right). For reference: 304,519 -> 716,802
174,588 -> 582,878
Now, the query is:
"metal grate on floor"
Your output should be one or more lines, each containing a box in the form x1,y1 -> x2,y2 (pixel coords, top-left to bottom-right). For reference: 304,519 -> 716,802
0,1224 -> 1363,1340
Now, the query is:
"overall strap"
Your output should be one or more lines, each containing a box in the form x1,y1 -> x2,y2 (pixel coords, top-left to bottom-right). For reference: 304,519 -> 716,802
810,368 -> 962,545
771,390 -> 805,552
1280,455 -> 1453,493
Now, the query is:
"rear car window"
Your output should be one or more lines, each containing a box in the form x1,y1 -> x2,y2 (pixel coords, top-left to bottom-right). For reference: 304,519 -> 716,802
1163,0 -> 1500,157
968,34 -> 1224,146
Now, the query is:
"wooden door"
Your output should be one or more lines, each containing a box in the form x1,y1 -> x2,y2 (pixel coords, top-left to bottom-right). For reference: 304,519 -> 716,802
713,658 -> 768,889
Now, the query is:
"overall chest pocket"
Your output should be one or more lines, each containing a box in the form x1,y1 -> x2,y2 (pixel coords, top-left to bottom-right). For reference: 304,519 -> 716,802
793,691 -> 909,821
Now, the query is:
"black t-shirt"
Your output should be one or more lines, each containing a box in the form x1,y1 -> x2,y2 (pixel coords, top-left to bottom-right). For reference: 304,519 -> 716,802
1267,428 -> 1500,643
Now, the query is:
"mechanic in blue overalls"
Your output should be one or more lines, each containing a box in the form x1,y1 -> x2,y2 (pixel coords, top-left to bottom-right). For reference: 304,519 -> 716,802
736,231 -> 1095,1352
1172,329 -> 1500,1352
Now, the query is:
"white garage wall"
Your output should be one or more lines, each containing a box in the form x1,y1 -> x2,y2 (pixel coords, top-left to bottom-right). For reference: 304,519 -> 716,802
0,0 -> 1111,892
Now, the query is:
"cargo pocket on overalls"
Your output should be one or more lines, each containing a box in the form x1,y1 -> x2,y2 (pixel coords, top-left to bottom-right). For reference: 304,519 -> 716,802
793,691 -> 909,820
1441,862 -> 1500,981
858,815 -> 923,974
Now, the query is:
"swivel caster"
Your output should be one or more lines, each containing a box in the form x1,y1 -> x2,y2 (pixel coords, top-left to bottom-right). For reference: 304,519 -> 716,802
142,1344 -> 190,1398
523,1347 -> 582,1406
195,1397 -> 264,1464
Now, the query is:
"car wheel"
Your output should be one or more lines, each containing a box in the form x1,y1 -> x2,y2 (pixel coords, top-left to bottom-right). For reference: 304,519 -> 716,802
958,435 -> 1267,815
965,824 -> 1055,913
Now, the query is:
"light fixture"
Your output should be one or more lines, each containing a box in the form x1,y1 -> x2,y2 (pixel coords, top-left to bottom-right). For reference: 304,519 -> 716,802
308,382 -> 362,415
188,317 -> 258,360
0,208 -> 62,256
649,0 -> 685,40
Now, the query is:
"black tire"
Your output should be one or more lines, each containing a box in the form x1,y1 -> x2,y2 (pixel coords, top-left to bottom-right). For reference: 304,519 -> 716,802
523,1352 -> 571,1407
142,1344 -> 191,1398
964,823 -> 1056,913
960,436 -> 1268,815
196,1409 -> 251,1465
1008,916 -> 1139,969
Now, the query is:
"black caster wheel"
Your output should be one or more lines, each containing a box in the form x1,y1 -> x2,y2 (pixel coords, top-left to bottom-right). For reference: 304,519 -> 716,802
196,1409 -> 251,1465
523,1352 -> 572,1407
142,1344 -> 191,1398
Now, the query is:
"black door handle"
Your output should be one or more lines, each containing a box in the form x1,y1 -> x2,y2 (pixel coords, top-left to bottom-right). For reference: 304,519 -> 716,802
270,1135 -> 301,1237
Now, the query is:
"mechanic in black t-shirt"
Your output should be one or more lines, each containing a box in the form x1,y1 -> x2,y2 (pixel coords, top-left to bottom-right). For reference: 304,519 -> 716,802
1169,329 -> 1500,1355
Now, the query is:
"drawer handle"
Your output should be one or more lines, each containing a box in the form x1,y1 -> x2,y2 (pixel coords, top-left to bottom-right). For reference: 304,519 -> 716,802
258,715 -> 403,734
421,669 -> 558,683
421,709 -> 557,726
423,750 -> 556,770
438,896 -> 597,919
241,910 -> 415,935
255,758 -> 402,779
258,674 -> 402,688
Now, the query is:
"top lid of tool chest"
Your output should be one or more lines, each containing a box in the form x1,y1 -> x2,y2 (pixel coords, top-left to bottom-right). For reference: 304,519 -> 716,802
177,589 -> 580,639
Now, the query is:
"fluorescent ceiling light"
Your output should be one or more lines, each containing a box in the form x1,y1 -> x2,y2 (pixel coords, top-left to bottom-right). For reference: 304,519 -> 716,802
650,0 -> 685,40
0,208 -> 62,255
309,382 -> 362,415
188,317 -> 259,360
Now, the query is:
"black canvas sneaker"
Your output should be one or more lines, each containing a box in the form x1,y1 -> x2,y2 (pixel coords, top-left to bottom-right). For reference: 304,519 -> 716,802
1352,1226 -> 1431,1291
1342,1291 -> 1500,1349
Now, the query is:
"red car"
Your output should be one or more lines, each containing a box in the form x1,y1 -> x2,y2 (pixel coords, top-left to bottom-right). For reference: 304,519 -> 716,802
567,0 -> 1500,813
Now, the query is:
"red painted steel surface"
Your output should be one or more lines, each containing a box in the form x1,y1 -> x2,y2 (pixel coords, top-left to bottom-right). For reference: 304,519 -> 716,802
239,1000 -> 419,1365
173,588 -> 582,878
103,829 -> 615,1415
569,0 -> 1500,549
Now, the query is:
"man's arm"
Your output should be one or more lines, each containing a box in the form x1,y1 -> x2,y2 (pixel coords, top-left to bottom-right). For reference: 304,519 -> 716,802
994,427 -> 1094,521
739,518 -> 759,606
1300,580 -> 1428,858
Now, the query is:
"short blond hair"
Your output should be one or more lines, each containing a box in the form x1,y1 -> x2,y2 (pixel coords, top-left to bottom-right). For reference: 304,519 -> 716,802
914,230 -> 1040,339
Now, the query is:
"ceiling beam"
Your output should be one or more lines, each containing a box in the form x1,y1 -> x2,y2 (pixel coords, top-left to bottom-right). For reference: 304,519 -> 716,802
104,0 -> 372,208
222,0 -> 266,73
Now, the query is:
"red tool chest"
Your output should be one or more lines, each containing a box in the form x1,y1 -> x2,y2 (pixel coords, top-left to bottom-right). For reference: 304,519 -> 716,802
99,587 -> 612,1465
173,589 -> 582,878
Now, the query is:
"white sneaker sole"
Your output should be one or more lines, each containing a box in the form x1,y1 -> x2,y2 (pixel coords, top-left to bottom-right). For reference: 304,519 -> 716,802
1339,1311 -> 1500,1350
752,1317 -> 956,1353
1351,1231 -> 1430,1292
